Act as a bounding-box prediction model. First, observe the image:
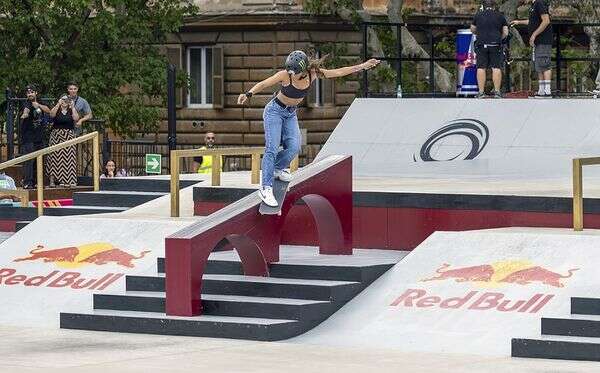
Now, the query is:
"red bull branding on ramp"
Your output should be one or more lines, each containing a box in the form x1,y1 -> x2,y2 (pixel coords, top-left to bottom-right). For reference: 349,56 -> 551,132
0,215 -> 192,328
293,229 -> 598,356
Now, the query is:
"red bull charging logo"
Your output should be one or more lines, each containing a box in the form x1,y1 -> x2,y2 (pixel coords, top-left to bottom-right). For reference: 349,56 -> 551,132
389,261 -> 580,314
14,243 -> 150,269
0,243 -> 151,291
421,260 -> 578,288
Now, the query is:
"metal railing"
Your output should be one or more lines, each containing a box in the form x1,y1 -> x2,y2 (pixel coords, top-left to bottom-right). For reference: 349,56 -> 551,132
169,146 -> 299,217
362,21 -> 600,97
572,156 -> 600,231
0,132 -> 100,216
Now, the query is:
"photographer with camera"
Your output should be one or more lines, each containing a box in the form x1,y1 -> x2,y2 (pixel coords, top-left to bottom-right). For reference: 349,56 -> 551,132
20,84 -> 50,189
47,95 -> 79,187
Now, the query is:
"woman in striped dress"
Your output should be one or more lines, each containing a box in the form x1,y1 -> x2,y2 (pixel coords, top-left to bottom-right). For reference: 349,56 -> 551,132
48,95 -> 79,187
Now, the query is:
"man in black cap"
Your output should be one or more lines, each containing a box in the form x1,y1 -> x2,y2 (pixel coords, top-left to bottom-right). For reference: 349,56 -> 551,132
19,84 -> 50,188
471,0 -> 509,98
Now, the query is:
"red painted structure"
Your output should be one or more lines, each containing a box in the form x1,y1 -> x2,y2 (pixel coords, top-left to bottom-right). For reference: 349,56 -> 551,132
196,194 -> 600,251
164,155 -> 353,316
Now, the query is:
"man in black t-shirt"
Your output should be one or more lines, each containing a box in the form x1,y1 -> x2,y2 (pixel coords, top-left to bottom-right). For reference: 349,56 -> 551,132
471,0 -> 509,98
19,84 -> 50,188
512,0 -> 552,98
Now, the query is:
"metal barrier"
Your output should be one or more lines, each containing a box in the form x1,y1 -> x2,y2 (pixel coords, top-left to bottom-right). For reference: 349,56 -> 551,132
170,147 -> 264,217
572,156 -> 600,231
0,132 -> 100,216
362,21 -> 600,97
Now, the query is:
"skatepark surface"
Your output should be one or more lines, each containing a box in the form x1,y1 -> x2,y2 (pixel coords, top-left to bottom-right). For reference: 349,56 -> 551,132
1,324 -> 599,373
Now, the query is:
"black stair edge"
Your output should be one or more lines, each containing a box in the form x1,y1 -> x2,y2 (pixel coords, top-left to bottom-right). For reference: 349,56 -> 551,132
100,178 -> 198,192
572,297 -> 600,315
125,275 -> 362,302
43,206 -> 128,216
157,259 -> 243,276
15,221 -> 31,232
512,338 -> 600,362
60,312 -> 301,341
93,293 -> 333,321
542,317 -> 600,338
156,258 -> 394,283
0,206 -> 38,220
73,191 -> 164,208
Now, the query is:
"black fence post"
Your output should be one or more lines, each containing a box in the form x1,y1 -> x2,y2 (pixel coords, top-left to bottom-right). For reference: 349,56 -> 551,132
397,24 -> 403,92
167,64 -> 177,171
5,89 -> 14,160
555,25 -> 562,94
505,37 -> 512,93
362,22 -> 369,98
429,28 -> 435,94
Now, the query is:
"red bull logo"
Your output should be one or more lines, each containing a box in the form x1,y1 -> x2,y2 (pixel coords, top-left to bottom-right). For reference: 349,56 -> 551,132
0,268 -> 122,291
421,260 -> 579,288
390,289 -> 554,314
14,243 -> 150,269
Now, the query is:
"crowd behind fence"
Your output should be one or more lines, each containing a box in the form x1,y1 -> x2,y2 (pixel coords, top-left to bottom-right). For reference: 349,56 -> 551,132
361,22 -> 600,97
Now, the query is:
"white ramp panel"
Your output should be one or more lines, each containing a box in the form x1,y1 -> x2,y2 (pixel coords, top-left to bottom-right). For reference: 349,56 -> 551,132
0,216 -> 190,328
293,230 -> 600,356
319,98 -> 600,179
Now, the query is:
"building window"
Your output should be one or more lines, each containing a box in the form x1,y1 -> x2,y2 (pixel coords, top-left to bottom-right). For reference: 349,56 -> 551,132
187,47 -> 213,107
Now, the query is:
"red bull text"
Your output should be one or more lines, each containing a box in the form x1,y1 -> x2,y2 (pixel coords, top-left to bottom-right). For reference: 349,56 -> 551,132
390,289 -> 554,313
0,268 -> 122,290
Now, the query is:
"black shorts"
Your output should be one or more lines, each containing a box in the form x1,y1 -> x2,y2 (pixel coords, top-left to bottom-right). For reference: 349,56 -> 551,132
475,45 -> 503,69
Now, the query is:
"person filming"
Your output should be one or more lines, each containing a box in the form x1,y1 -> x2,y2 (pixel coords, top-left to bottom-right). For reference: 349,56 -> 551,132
471,0 -> 509,98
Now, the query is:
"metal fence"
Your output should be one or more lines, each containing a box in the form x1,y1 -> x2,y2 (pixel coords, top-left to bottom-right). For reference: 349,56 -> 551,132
105,140 -> 323,176
361,22 -> 600,97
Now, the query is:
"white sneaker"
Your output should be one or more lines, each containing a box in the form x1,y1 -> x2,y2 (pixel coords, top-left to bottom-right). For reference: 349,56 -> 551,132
274,169 -> 292,182
258,186 -> 277,207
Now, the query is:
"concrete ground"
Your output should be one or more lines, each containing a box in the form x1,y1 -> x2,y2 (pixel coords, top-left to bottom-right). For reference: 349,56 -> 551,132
1,325 -> 598,373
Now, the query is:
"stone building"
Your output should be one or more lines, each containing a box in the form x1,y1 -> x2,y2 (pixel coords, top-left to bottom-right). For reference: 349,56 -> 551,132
131,0 -> 363,171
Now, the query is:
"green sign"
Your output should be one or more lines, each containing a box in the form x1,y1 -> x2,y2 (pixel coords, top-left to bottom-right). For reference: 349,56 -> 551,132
145,154 -> 161,174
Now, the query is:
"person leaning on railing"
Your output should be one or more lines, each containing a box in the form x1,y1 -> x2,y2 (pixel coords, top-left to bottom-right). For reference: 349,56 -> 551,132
47,95 -> 79,187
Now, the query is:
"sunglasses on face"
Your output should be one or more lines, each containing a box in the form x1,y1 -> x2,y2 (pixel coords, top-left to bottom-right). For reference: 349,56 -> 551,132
206,137 -> 215,140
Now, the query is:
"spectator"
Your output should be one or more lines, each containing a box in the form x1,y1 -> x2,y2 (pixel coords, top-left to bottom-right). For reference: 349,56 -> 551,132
101,160 -> 126,178
48,95 -> 79,187
20,84 -> 50,189
512,0 -> 552,98
66,82 -> 92,133
196,132 -> 221,174
0,172 -> 19,205
471,0 -> 509,98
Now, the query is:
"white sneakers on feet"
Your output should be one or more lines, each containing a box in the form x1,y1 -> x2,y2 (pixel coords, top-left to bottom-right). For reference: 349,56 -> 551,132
274,169 -> 292,182
258,186 -> 278,207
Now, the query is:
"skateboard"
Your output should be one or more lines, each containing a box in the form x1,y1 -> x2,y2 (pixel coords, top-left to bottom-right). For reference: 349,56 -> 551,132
259,178 -> 289,216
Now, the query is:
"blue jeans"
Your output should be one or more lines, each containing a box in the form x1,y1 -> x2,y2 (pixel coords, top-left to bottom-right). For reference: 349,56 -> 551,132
261,99 -> 301,187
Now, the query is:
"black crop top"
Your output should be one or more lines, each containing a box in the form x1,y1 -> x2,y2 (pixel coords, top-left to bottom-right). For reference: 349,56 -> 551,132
280,71 -> 312,99
53,109 -> 75,130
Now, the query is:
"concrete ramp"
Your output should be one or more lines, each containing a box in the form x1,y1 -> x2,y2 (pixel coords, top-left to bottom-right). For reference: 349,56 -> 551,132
0,215 -> 191,327
292,229 -> 600,356
319,98 -> 600,179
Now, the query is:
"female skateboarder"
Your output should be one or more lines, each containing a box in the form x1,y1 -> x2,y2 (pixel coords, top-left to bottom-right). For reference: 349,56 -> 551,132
238,50 -> 379,206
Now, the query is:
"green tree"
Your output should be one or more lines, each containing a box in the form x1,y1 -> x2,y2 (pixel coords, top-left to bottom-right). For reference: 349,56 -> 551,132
0,0 -> 196,137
